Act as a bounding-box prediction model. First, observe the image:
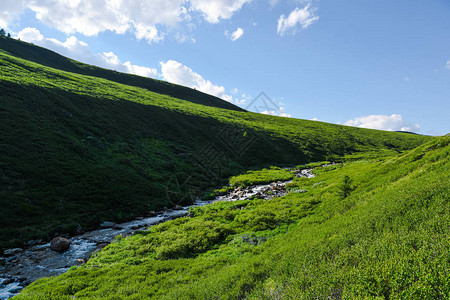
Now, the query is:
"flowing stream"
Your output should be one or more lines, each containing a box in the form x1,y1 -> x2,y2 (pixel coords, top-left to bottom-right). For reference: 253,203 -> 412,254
0,169 -> 315,299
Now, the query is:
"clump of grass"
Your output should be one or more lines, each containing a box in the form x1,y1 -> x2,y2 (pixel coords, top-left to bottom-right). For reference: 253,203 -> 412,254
337,175 -> 355,199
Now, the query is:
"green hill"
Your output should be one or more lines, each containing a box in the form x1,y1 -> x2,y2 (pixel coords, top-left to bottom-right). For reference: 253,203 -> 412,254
0,36 -> 434,249
15,135 -> 450,299
0,37 -> 244,112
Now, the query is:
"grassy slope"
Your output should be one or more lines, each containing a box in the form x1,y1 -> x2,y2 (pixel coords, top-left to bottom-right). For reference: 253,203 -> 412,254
0,37 -> 244,112
16,135 -> 449,299
0,37 -> 435,249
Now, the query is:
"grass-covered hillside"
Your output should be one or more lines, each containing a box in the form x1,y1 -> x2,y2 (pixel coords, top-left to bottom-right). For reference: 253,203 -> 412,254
0,37 -> 434,249
16,135 -> 449,299
0,37 -> 243,112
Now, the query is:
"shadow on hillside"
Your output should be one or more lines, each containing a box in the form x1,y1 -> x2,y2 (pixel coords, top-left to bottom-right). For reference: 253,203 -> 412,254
0,80 -> 306,249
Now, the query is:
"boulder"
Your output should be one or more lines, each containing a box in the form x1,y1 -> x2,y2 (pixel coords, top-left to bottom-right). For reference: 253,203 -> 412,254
174,205 -> 183,210
147,211 -> 157,217
50,237 -> 71,252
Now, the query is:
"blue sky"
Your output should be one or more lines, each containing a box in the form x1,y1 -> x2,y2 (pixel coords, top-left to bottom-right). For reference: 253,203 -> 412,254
1,0 -> 449,135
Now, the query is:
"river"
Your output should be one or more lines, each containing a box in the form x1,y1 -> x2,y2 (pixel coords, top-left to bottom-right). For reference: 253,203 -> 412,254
0,168 -> 316,299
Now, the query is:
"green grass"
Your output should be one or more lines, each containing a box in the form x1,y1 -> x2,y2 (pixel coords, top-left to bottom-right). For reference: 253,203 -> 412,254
15,135 -> 450,299
0,36 -> 436,249
228,166 -> 294,187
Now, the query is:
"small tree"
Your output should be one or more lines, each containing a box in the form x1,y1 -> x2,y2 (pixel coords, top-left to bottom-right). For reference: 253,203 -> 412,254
7,33 -> 11,38
0,29 -> 6,37
337,175 -> 354,199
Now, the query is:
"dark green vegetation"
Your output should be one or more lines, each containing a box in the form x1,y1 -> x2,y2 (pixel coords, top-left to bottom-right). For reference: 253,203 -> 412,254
16,136 -> 450,299
0,36 -> 434,250
337,175 -> 354,199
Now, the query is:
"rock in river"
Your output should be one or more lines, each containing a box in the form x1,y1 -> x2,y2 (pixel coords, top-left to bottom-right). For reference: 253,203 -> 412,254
50,237 -> 71,252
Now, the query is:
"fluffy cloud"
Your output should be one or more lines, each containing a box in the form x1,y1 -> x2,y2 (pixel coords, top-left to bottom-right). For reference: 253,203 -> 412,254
133,23 -> 164,43
344,114 -> 420,132
1,1 -> 251,42
277,4 -> 319,36
225,27 -> 244,41
18,27 -> 93,61
160,60 -> 247,104
446,60 -> 450,70
17,27 -> 157,78
0,0 -> 26,29
190,0 -> 251,23
160,60 -> 228,99
16,26 -> 43,42
123,61 -> 158,78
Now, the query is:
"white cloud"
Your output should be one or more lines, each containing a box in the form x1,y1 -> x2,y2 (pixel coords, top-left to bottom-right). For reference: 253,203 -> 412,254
1,1 -> 252,42
3,0 -> 186,43
174,32 -> 196,43
225,27 -> 244,41
17,27 -> 157,78
101,51 -> 121,66
0,0 -> 26,29
133,23 -> 164,44
446,60 -> 450,70
190,0 -> 251,23
160,60 -> 227,99
27,0 -> 187,43
16,26 -> 43,42
344,114 -> 420,132
123,61 -> 158,78
18,27 -> 93,62
277,4 -> 319,36
160,60 -> 246,104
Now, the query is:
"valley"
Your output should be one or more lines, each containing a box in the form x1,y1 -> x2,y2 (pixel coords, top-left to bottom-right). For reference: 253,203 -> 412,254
0,37 -> 448,299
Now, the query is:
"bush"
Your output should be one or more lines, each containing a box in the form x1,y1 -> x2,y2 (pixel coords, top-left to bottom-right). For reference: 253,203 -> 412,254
337,175 -> 354,199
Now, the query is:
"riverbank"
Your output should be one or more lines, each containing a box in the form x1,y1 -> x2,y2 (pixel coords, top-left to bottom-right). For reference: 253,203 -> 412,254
1,167 -> 316,299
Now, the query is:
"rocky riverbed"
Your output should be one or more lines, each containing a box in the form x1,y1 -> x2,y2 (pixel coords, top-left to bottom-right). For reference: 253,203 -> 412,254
0,168 -> 316,299
0,201 -> 212,299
